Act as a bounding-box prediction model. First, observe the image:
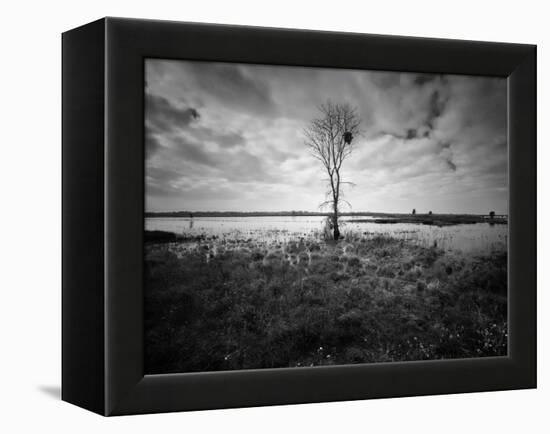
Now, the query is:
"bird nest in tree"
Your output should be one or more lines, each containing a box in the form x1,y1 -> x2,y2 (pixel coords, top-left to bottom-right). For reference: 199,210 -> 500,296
343,131 -> 353,144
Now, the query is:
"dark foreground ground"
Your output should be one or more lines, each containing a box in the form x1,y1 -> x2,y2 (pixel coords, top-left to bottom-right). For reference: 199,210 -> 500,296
144,233 -> 507,374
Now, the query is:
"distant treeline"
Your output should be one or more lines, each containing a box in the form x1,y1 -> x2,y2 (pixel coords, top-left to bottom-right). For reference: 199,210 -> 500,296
146,210 -> 331,218
367,215 -> 507,226
145,210 -> 507,219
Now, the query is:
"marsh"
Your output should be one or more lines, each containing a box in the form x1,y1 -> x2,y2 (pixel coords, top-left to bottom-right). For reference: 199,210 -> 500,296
144,215 -> 507,373
144,58 -> 508,374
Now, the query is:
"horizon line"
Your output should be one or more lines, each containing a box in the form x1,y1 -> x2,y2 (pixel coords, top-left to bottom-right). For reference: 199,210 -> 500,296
145,210 -> 508,216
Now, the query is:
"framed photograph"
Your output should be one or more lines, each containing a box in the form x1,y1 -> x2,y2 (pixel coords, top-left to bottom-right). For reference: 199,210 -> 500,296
62,17 -> 536,415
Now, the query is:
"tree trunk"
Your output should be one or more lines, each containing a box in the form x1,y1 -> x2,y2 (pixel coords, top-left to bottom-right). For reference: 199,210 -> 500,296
333,219 -> 340,240
332,203 -> 340,240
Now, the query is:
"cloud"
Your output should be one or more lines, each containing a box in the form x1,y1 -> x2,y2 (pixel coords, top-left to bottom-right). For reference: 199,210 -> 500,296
145,60 -> 277,118
145,93 -> 200,134
445,158 -> 457,172
145,59 -> 507,214
413,73 -> 440,86
145,131 -> 162,158
188,62 -> 276,116
145,92 -> 201,159
185,126 -> 245,149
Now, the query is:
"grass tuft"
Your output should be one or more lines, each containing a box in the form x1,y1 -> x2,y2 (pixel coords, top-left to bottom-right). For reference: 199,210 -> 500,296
145,235 -> 507,373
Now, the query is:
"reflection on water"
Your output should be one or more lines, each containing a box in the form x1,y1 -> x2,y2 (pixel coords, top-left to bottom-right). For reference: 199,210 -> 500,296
145,215 -> 507,254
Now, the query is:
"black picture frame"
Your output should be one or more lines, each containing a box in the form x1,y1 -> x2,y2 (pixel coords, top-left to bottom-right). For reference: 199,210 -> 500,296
62,17 -> 536,416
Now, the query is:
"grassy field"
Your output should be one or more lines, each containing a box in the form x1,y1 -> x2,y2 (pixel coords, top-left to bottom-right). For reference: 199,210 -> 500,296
144,232 -> 507,374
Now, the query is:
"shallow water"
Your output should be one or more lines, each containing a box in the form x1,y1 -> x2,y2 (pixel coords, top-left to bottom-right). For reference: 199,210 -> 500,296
145,216 -> 507,254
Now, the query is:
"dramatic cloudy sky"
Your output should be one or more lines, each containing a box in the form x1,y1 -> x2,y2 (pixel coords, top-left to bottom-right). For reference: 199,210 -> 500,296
145,59 -> 507,214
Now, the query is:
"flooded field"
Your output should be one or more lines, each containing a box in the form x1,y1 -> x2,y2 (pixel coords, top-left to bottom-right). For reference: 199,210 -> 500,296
144,214 -> 508,373
145,215 -> 507,254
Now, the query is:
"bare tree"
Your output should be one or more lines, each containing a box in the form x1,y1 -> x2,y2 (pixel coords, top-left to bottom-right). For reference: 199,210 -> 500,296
304,101 -> 361,240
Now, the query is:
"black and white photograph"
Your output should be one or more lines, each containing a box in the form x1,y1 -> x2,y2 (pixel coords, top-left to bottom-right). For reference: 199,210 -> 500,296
0,0 -> 543,428
144,59 -> 508,374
